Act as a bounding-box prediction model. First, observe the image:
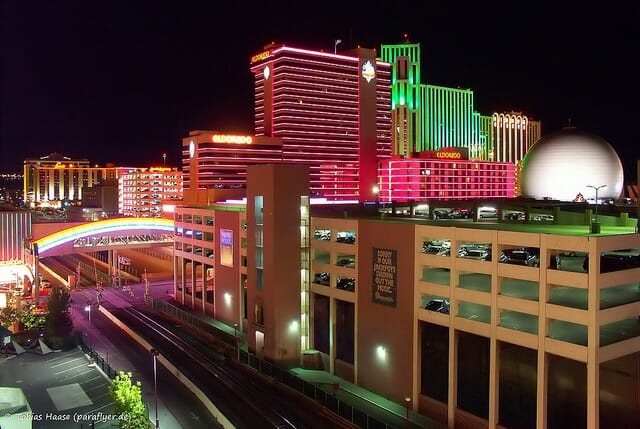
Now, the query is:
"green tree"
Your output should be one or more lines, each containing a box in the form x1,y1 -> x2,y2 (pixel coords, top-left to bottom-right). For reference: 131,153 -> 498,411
0,306 -> 18,331
110,371 -> 153,429
43,286 -> 73,348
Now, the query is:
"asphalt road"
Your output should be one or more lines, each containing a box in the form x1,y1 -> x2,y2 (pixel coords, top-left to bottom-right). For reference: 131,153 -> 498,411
70,285 -> 223,429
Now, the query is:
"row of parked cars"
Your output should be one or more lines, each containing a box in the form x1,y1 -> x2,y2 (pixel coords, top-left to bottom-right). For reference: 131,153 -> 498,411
432,208 -> 474,220
312,272 -> 355,291
314,230 -> 357,244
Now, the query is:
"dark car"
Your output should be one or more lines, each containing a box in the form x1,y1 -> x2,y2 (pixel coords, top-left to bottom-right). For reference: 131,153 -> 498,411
599,253 -> 640,273
336,257 -> 356,268
449,209 -> 473,219
500,248 -> 539,267
432,209 -> 450,220
425,298 -> 450,314
313,272 -> 330,285
459,246 -> 492,261
336,277 -> 355,291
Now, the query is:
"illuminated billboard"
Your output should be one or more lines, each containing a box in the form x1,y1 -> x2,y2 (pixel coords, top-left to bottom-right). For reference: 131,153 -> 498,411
220,229 -> 233,267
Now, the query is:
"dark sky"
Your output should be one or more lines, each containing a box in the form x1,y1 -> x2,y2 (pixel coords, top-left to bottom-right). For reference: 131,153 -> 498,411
2,1 -> 639,180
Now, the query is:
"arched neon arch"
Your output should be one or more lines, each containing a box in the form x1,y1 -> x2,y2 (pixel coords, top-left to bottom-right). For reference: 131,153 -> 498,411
35,217 -> 174,253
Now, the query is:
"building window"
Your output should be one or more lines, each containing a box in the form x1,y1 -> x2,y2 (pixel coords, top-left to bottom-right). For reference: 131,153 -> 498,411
255,303 -> 264,326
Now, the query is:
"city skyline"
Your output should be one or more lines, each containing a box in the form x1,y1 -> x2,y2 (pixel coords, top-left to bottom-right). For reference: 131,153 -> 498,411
2,2 -> 638,180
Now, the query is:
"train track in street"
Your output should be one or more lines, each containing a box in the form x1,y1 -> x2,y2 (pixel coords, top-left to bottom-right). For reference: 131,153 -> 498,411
112,304 -> 357,429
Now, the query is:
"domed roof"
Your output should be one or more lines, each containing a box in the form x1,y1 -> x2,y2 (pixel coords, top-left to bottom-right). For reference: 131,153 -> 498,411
521,128 -> 624,201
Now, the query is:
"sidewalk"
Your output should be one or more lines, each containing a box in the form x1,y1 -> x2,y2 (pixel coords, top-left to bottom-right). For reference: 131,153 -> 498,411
165,299 -> 445,429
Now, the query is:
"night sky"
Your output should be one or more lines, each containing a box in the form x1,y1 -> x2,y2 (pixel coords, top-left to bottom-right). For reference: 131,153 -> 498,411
2,1 -> 638,181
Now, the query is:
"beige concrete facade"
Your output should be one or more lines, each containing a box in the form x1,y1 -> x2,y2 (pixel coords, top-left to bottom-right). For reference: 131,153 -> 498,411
309,217 -> 640,429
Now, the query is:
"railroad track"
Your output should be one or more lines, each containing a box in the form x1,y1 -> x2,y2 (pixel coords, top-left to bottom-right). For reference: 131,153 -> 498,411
116,305 -> 356,429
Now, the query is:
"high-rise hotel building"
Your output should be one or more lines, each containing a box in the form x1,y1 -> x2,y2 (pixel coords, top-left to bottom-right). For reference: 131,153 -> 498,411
381,42 -> 481,157
23,153 -> 134,207
479,112 -> 542,163
183,44 -> 392,203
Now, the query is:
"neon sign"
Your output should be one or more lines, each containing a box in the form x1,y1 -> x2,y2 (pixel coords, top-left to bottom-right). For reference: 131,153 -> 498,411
436,150 -> 462,159
212,134 -> 253,144
361,60 -> 375,83
251,50 -> 271,64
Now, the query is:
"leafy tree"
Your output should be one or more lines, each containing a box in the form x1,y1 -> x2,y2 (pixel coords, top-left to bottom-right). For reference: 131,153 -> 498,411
110,371 -> 153,429
0,306 -> 18,331
43,286 -> 73,348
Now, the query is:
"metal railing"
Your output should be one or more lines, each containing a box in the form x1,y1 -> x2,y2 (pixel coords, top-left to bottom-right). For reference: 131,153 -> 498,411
149,299 -> 397,429
77,332 -> 119,380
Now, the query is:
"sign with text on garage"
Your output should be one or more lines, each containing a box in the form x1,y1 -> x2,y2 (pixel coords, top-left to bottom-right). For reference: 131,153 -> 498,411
372,248 -> 397,307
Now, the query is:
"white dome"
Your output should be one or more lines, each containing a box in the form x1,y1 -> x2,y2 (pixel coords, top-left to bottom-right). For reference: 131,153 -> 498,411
521,128 -> 624,201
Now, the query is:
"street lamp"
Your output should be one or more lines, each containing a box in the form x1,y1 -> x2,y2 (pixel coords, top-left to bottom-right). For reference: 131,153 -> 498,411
334,39 -> 342,54
404,396 -> 412,426
84,303 -> 92,323
150,348 -> 160,429
372,185 -> 380,205
233,323 -> 239,360
586,184 -> 607,233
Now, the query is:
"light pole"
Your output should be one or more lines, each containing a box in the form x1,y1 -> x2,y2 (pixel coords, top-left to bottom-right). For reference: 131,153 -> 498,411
84,303 -> 91,323
587,184 -> 607,233
234,323 -> 239,360
334,39 -> 342,54
150,348 -> 160,429
404,396 -> 412,427
372,185 -> 380,205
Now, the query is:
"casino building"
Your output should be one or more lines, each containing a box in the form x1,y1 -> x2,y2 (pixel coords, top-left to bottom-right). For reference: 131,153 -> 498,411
378,147 -> 515,202
23,153 -> 135,208
183,44 -> 392,203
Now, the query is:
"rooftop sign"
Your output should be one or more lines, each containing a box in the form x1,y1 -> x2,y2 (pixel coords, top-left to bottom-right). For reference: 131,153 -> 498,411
212,134 -> 253,144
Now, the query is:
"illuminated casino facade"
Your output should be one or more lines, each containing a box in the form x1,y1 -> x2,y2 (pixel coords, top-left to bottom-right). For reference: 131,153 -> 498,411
479,112 -> 542,163
381,42 -> 481,157
251,45 -> 391,201
183,41 -> 542,204
23,153 -> 135,208
183,45 -> 392,202
379,147 -> 515,201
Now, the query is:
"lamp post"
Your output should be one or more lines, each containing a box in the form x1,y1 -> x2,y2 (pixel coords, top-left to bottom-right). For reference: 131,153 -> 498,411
587,184 -> 607,233
404,396 -> 412,427
84,303 -> 91,323
150,348 -> 160,429
334,39 -> 342,54
372,185 -> 380,206
233,323 -> 239,360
